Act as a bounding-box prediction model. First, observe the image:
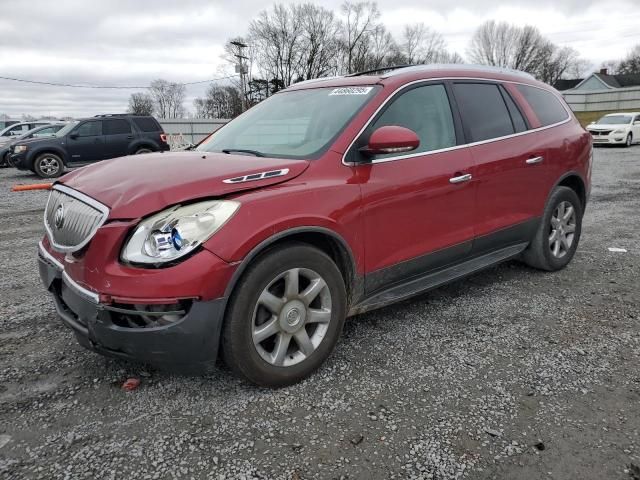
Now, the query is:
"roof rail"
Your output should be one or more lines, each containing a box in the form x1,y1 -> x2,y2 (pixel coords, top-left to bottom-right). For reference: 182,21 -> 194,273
380,64 -> 536,80
347,65 -> 415,77
93,113 -> 132,117
288,76 -> 341,88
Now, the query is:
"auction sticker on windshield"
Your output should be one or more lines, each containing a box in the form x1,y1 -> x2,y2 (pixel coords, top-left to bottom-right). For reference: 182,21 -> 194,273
329,87 -> 374,96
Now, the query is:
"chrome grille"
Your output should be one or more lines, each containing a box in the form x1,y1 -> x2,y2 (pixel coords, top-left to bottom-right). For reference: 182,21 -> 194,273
44,186 -> 109,252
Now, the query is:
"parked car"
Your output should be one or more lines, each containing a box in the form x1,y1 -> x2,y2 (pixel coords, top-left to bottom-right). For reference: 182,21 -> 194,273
586,112 -> 640,147
11,114 -> 169,178
0,120 -> 19,130
1,124 -> 66,167
0,121 -> 53,145
37,65 -> 591,387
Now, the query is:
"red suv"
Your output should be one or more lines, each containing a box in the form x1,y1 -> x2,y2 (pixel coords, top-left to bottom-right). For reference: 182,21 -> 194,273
38,65 -> 592,387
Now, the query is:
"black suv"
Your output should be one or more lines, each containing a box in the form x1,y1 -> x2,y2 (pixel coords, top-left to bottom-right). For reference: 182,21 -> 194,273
11,114 -> 170,178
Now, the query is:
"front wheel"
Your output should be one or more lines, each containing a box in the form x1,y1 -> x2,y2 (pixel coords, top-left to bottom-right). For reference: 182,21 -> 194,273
625,133 -> 632,148
33,153 -> 64,178
222,243 -> 347,387
522,186 -> 583,271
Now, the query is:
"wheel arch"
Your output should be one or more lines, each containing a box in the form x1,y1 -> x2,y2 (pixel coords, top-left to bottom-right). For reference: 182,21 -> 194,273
551,171 -> 587,210
129,141 -> 157,154
30,147 -> 68,167
222,226 -> 362,305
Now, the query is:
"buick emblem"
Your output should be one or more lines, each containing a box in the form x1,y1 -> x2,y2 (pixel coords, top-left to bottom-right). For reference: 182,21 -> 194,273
54,204 -> 65,230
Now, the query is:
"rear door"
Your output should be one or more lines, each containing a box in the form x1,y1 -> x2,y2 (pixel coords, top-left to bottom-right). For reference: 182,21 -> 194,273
66,120 -> 104,163
103,118 -> 133,158
452,81 -> 546,255
351,82 -> 477,293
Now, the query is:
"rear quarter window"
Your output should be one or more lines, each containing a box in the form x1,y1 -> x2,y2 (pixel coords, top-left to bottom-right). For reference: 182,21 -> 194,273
133,117 -> 162,132
515,84 -> 569,127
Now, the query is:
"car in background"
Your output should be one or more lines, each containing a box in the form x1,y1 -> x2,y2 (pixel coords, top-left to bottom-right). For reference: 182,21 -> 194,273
587,112 -> 640,147
0,121 -> 54,145
0,124 -> 66,167
11,114 -> 170,178
37,65 -> 591,387
0,120 -> 19,130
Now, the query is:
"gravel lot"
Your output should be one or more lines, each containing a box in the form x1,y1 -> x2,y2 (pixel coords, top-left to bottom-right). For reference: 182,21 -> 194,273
1,146 -> 639,480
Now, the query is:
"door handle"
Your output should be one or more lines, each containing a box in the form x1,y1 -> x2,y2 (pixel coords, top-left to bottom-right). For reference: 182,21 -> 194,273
449,173 -> 472,184
526,156 -> 544,165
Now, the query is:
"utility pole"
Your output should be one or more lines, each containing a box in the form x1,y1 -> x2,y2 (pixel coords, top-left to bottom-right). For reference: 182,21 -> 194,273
230,40 -> 249,112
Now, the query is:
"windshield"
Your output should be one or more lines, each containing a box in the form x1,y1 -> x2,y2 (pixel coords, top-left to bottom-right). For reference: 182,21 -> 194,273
55,121 -> 78,137
596,115 -> 632,125
196,86 -> 380,159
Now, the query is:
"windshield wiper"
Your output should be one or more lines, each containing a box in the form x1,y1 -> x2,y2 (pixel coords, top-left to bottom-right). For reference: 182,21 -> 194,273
221,148 -> 265,157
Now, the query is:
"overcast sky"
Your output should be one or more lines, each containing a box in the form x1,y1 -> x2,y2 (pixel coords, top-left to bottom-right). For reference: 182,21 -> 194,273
1,0 -> 638,118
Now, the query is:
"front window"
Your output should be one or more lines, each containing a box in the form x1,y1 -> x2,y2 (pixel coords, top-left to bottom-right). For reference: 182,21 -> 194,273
196,86 -> 380,159
596,115 -> 632,125
55,122 -> 78,137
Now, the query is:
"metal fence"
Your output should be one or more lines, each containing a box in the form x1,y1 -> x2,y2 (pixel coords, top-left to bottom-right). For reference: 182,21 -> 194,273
157,118 -> 229,149
562,87 -> 640,112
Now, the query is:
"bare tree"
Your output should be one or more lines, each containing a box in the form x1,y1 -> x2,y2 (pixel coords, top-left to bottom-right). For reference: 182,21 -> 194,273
149,79 -> 185,119
194,84 -> 242,119
618,44 -> 640,74
340,1 -> 380,73
365,24 -> 400,70
401,23 -> 447,64
249,5 -> 305,88
128,92 -> 154,116
299,4 -> 342,80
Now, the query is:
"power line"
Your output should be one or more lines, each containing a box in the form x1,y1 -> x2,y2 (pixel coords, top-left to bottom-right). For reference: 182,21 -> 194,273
0,74 -> 239,89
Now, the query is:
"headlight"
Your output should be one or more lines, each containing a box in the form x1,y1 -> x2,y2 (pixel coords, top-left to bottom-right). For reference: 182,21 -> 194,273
613,129 -> 625,134
14,145 -> 27,153
121,200 -> 240,264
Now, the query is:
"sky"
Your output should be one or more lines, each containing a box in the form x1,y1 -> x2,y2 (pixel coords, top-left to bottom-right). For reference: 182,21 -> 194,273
0,0 -> 638,118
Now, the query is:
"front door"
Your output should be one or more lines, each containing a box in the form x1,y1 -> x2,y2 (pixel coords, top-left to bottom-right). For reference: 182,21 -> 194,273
349,83 -> 477,294
66,120 -> 104,163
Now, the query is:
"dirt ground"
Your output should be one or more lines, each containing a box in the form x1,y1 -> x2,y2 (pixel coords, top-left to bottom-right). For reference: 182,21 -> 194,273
0,146 -> 639,480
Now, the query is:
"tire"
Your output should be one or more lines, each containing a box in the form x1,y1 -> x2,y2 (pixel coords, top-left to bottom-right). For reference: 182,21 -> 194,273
522,186 -> 583,271
222,243 -> 347,387
134,147 -> 153,155
0,152 -> 8,168
625,133 -> 632,148
33,153 -> 64,178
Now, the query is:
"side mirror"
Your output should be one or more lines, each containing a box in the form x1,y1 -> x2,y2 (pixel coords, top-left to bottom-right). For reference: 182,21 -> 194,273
69,133 -> 78,140
360,126 -> 420,157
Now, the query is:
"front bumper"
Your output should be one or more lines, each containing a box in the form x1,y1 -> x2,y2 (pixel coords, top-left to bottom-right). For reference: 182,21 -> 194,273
38,242 -> 227,371
10,151 -> 29,169
589,133 -> 627,144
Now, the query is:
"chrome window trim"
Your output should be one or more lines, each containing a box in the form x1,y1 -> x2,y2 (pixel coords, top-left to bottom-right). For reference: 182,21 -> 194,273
341,76 -> 572,166
38,240 -> 99,304
44,184 -> 110,253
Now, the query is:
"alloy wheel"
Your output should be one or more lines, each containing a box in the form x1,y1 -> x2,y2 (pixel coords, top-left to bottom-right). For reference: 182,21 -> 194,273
39,157 -> 60,176
252,267 -> 332,367
549,201 -> 577,258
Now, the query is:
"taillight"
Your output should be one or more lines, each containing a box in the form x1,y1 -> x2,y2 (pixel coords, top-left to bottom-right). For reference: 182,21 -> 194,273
160,133 -> 167,143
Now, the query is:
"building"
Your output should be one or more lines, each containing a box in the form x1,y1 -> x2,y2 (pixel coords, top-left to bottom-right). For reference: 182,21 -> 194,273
556,69 -> 640,115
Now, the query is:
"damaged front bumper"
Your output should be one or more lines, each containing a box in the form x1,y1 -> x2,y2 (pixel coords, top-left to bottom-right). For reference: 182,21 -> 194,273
38,242 -> 227,371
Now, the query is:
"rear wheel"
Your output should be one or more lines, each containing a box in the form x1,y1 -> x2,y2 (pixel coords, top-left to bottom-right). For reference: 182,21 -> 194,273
33,153 -> 64,178
222,243 -> 347,387
522,186 -> 583,271
134,147 -> 153,154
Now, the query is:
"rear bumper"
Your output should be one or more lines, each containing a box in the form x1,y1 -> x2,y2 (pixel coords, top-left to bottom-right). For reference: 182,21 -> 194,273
38,243 -> 227,371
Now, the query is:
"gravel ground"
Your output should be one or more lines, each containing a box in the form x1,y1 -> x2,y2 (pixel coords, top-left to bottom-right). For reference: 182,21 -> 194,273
0,147 -> 639,480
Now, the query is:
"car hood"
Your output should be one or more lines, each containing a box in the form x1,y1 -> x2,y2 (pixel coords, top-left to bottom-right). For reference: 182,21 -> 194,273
59,151 -> 310,219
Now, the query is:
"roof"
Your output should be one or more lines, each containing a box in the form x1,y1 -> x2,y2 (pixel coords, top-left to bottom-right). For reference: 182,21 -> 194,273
287,64 -> 545,92
572,72 -> 640,91
553,79 -> 583,91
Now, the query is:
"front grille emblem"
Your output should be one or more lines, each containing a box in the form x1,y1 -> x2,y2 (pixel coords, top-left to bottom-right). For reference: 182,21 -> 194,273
54,204 -> 65,230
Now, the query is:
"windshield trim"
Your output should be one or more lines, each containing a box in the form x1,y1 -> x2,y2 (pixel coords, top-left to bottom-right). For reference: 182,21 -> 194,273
196,85 -> 381,160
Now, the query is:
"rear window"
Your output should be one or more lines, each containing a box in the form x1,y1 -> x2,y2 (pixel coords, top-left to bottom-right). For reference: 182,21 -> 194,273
104,119 -> 132,135
132,117 -> 161,132
515,85 -> 569,127
453,83 -> 515,142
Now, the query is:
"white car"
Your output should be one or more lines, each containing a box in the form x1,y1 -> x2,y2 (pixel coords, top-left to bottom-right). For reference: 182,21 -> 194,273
0,121 -> 53,145
587,112 -> 640,147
